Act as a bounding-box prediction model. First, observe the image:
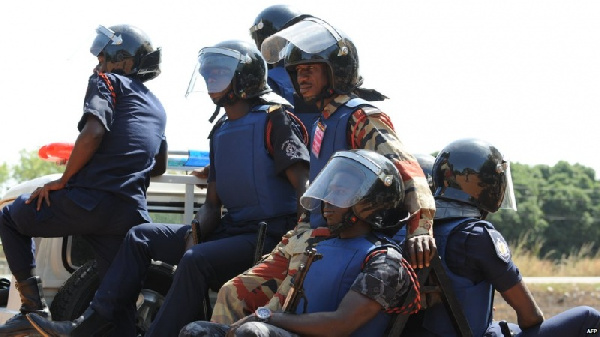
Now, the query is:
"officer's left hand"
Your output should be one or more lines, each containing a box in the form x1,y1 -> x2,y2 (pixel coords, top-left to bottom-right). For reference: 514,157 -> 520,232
404,234 -> 437,269
25,179 -> 66,211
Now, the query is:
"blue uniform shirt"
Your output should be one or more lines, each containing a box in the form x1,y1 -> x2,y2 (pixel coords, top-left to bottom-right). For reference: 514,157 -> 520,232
69,73 -> 167,213
443,220 -> 522,292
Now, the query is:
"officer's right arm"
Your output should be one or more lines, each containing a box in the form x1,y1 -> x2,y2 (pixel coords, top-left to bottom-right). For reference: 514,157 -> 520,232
193,181 -> 222,240
27,115 -> 105,210
499,281 -> 544,329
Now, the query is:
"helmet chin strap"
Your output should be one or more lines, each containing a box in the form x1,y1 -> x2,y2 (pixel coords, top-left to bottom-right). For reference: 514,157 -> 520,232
323,202 -> 359,236
208,89 -> 238,123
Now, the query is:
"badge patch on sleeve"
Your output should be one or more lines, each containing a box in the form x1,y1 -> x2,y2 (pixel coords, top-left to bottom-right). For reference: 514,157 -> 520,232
485,227 -> 511,263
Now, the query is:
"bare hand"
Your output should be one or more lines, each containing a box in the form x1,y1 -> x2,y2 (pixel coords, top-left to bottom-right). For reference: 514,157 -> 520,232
191,165 -> 209,188
225,315 -> 258,337
404,234 -> 437,269
25,179 -> 66,211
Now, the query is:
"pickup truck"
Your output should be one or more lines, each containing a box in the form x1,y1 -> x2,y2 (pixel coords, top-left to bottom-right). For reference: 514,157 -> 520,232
0,149 -> 207,334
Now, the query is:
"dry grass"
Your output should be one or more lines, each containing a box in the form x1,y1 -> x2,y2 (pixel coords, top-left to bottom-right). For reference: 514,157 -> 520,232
510,236 -> 600,277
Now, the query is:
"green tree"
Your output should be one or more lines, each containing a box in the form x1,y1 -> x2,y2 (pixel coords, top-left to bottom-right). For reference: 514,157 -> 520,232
538,162 -> 599,258
490,160 -> 600,259
11,149 -> 65,183
0,162 -> 9,195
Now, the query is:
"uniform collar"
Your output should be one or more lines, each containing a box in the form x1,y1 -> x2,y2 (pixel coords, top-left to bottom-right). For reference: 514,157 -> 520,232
434,199 -> 482,220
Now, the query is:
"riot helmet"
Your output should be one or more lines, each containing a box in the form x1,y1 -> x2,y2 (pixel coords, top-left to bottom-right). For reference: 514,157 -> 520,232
249,4 -> 312,49
186,40 -> 270,122
261,18 -> 361,96
432,138 -> 517,216
301,150 -> 407,232
414,153 -> 435,193
91,25 -> 161,82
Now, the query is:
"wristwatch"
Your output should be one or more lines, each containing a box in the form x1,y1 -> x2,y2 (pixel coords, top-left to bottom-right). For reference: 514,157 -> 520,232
255,306 -> 272,322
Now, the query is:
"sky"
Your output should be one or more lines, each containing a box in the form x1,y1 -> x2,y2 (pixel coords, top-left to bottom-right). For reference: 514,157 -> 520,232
2,1 -> 600,177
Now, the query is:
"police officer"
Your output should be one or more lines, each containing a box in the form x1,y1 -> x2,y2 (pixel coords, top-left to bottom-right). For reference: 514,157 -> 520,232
249,4 -> 320,131
0,24 -> 166,336
209,18 -> 436,325
398,138 -> 600,336
180,150 -> 419,337
27,40 -> 310,337
263,17 -> 434,252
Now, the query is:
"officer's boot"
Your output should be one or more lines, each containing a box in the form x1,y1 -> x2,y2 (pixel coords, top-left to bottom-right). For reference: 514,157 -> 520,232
27,307 -> 114,337
0,276 -> 49,336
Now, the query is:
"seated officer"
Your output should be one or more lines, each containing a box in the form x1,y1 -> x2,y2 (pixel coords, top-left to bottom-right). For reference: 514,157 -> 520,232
27,40 -> 310,337
0,24 -> 166,336
397,138 -> 600,336
180,150 -> 420,337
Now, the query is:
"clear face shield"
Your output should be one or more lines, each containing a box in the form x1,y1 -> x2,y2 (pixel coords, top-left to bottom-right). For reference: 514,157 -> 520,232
90,25 -> 123,57
185,47 -> 249,97
499,161 -> 517,211
260,17 -> 343,64
301,152 -> 394,211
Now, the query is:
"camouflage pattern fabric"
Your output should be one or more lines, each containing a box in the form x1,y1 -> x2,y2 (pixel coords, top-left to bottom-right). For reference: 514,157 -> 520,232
351,247 -> 410,309
211,218 -> 331,324
334,94 -> 435,238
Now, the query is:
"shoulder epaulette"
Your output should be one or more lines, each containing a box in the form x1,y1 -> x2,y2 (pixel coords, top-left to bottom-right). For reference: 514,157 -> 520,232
267,104 -> 283,113
361,106 -> 381,116
97,72 -> 117,106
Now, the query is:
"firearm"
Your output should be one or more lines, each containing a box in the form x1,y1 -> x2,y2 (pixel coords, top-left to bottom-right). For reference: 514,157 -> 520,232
282,248 -> 322,313
253,222 -> 267,264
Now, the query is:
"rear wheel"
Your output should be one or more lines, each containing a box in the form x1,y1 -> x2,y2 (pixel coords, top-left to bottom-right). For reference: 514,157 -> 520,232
49,260 -> 175,334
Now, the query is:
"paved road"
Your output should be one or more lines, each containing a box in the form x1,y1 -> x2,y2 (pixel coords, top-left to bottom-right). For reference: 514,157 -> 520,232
523,277 -> 600,284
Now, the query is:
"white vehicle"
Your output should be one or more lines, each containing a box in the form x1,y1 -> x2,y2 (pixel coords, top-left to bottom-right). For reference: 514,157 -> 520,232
0,152 -> 207,335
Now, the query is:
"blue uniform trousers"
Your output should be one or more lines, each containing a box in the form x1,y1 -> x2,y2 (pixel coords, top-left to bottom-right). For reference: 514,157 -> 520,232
91,222 -> 282,337
0,189 -> 145,279
485,306 -> 600,336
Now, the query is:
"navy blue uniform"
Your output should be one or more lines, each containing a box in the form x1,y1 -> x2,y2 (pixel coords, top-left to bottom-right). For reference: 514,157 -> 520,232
90,104 -> 309,336
0,73 -> 166,278
395,209 -> 600,336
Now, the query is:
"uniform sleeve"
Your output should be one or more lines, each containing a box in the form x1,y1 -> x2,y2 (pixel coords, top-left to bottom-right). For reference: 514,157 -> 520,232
79,73 -> 115,132
350,247 -> 411,309
268,106 -> 310,175
348,110 -> 436,237
447,225 -> 522,293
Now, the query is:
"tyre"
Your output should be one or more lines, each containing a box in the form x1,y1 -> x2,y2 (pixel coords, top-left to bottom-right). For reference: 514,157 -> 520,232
49,260 -> 175,334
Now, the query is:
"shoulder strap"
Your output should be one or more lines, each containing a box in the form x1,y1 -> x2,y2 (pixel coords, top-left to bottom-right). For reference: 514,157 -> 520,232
207,115 -> 227,140
97,72 -> 117,106
344,97 -> 370,108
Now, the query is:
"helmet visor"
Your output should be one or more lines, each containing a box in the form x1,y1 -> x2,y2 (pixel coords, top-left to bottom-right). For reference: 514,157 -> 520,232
500,161 -> 517,211
186,47 -> 249,96
261,17 -> 341,64
90,25 -> 123,56
301,152 -> 386,211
